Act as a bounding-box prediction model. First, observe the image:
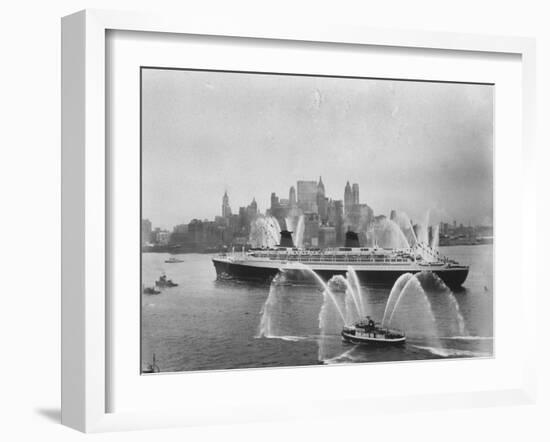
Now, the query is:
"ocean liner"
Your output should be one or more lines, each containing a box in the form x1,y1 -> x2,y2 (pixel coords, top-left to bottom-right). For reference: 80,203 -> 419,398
212,231 -> 469,289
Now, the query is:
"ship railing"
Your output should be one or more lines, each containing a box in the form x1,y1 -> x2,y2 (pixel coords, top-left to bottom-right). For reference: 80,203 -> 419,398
259,253 -> 411,264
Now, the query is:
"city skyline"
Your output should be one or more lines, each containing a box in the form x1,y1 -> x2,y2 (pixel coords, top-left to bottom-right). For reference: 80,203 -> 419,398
142,69 -> 493,230
143,177 -> 491,232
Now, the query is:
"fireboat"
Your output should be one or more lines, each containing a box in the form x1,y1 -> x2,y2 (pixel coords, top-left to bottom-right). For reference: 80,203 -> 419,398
212,230 -> 469,289
341,316 -> 406,345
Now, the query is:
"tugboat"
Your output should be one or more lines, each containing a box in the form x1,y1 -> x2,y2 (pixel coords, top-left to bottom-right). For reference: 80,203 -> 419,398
165,256 -> 184,263
143,285 -> 161,295
341,316 -> 406,345
155,273 -> 178,288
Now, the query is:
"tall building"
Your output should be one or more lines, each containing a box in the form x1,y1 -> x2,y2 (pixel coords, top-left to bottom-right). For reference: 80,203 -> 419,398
270,192 -> 279,211
316,176 -> 328,222
344,181 -> 353,216
352,183 -> 360,205
289,186 -> 297,207
335,200 -> 344,244
269,192 -> 288,226
247,197 -> 258,217
297,180 -> 318,213
317,176 -> 325,195
222,191 -> 232,218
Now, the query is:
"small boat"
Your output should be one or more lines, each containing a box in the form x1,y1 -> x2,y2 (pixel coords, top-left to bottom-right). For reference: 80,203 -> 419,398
142,353 -> 160,374
143,285 -> 161,295
341,316 -> 406,345
165,257 -> 184,263
155,273 -> 178,288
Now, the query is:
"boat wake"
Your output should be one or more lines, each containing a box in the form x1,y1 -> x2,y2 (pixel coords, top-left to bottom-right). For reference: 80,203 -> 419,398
322,346 -> 359,364
439,336 -> 494,341
412,345 -> 491,358
259,335 -> 314,342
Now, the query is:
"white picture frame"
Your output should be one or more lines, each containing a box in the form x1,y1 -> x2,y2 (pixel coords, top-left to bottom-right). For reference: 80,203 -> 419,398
61,9 -> 537,433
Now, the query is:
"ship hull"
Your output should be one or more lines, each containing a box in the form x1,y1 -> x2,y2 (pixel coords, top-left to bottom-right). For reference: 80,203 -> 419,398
212,258 -> 469,289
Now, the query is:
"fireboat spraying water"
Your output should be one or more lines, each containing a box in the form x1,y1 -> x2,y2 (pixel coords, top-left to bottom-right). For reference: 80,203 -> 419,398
257,260 -> 470,357
341,316 -> 406,345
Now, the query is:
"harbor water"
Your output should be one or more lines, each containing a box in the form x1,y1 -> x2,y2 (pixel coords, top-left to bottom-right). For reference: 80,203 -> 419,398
141,245 -> 493,373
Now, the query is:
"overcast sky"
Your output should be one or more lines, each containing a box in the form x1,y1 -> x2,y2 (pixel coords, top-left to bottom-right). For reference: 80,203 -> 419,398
142,68 -> 493,230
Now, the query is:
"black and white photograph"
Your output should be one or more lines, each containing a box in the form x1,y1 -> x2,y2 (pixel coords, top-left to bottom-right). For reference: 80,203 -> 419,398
140,67 -> 494,373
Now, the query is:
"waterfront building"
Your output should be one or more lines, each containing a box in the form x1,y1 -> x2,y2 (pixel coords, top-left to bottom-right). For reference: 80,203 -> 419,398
152,227 -> 170,245
141,219 -> 152,245
169,223 -> 190,246
188,219 -> 225,251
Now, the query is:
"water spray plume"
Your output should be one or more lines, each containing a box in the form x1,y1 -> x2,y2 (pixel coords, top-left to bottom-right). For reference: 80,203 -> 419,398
249,215 -> 281,248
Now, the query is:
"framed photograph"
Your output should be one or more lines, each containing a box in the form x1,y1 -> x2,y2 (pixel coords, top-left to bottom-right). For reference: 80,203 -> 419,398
61,9 -> 537,432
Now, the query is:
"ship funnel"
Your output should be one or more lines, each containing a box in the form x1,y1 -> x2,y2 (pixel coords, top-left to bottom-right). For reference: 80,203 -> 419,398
279,230 -> 295,248
344,231 -> 360,248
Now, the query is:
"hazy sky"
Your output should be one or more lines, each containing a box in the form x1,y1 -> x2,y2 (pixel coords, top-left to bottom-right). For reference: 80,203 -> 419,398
142,68 -> 493,229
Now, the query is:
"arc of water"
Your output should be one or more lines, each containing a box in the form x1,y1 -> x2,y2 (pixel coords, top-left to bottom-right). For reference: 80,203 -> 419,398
409,218 -> 418,244
338,276 -> 362,321
430,223 -> 440,251
257,271 -> 285,338
452,298 -> 466,336
387,275 -> 426,327
346,267 -> 365,317
295,215 -> 305,248
373,219 -> 409,249
381,273 -> 414,327
289,263 -> 346,323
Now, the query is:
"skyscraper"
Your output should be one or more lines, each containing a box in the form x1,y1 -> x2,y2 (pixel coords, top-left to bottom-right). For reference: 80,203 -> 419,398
248,197 -> 257,215
317,176 -> 325,196
289,186 -> 297,207
344,181 -> 353,216
270,192 -> 279,211
222,190 -> 232,218
352,183 -> 359,205
297,180 -> 318,213
317,176 -> 328,222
